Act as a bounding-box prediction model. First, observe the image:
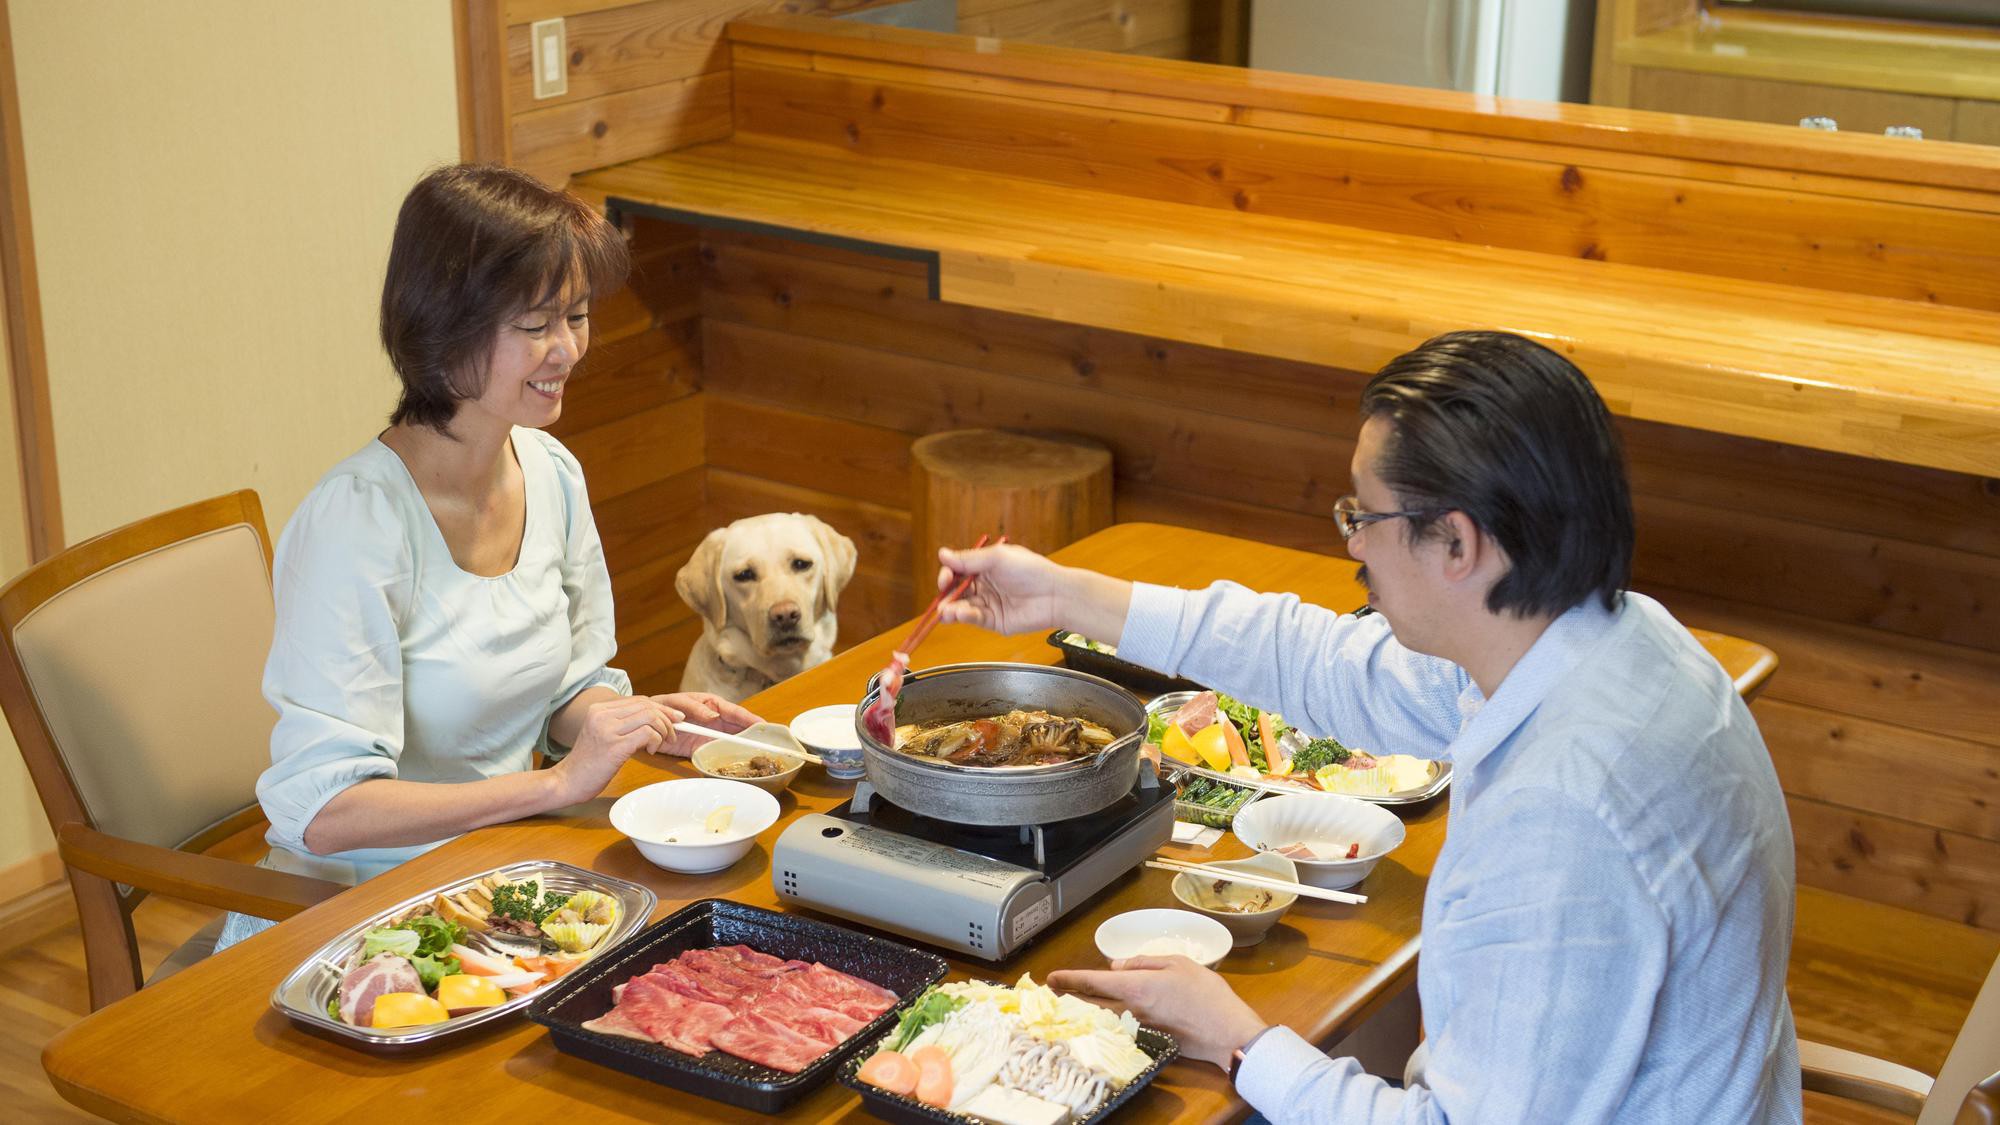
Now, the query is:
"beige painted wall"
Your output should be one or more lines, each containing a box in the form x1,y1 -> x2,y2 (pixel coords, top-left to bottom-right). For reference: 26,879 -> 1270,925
1,1 -> 460,884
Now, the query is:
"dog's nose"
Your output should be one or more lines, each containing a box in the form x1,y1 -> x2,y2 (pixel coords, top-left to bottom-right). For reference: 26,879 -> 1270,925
768,601 -> 802,630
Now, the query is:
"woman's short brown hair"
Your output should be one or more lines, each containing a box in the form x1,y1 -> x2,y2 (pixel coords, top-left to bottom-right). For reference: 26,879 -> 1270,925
380,164 -> 629,432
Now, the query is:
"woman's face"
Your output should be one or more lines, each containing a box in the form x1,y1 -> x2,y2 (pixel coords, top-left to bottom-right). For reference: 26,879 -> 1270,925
465,284 -> 591,432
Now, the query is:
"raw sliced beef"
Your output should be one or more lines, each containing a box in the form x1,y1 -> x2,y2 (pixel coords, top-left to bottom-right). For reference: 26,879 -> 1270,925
580,1004 -> 652,1042
797,963 -> 899,1019
759,1003 -> 866,1045
585,943 -> 898,1072
617,974 -> 735,1057
710,1010 -> 836,1073
337,952 -> 425,1027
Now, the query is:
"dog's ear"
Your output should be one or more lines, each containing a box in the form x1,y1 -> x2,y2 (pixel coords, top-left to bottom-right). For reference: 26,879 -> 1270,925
676,526 -> 732,631
803,514 -> 858,619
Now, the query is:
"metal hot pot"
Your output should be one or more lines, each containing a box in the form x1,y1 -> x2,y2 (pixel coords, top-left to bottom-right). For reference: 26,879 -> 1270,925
853,662 -> 1148,826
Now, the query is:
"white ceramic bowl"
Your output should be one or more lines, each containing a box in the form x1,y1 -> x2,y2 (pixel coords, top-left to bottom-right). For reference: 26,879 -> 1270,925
1231,793 -> 1406,890
790,703 -> 865,779
690,741 -> 803,794
1094,908 -> 1233,968
1170,851 -> 1299,947
610,778 -> 781,874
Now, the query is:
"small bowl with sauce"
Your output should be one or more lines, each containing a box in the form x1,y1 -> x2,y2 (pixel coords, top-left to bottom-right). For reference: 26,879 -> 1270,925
690,725 -> 806,795
1094,908 -> 1233,968
1169,851 -> 1299,947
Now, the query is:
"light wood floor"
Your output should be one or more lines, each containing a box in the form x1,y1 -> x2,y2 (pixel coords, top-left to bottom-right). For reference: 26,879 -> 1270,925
1,890 -> 218,1123
0,885 -> 1983,1122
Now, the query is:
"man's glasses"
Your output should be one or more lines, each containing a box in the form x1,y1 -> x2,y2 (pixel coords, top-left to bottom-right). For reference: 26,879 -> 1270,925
1331,495 -> 1449,541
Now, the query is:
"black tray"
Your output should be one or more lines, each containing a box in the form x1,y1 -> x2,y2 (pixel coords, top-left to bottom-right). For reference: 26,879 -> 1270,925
525,898 -> 949,1114
837,1008 -> 1180,1124
1048,630 -> 1202,697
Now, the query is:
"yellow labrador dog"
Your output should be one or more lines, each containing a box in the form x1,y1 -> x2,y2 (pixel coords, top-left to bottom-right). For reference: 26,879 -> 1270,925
676,513 -> 858,702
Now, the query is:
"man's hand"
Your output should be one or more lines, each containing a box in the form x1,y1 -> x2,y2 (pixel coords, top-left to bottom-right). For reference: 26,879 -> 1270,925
1048,956 -> 1270,1070
650,692 -> 761,757
933,544 -> 1133,644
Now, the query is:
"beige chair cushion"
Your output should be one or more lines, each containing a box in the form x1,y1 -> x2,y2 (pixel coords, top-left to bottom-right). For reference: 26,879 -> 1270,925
14,523 -> 275,850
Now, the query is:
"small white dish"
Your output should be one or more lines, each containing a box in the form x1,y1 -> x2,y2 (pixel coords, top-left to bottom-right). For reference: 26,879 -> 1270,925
610,778 -> 781,874
1170,852 -> 1299,947
1094,908 -> 1233,968
1231,793 -> 1406,890
790,703 -> 864,780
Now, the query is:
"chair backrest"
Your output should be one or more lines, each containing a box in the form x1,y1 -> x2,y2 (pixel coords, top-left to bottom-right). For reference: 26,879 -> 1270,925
0,491 -> 276,855
1922,948 -> 2000,1125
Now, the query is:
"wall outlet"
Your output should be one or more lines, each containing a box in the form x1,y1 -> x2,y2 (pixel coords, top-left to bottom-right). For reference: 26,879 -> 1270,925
531,18 -> 567,100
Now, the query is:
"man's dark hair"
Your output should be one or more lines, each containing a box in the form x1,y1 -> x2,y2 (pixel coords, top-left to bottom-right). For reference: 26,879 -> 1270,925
1359,330 -> 1634,617
380,163 -> 629,433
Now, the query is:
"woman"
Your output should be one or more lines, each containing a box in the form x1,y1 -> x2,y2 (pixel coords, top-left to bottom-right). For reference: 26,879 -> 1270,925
229,165 -> 751,943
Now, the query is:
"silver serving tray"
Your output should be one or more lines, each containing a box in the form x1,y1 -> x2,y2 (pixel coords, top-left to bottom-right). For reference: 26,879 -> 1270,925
270,859 -> 656,1053
1148,692 -> 1453,807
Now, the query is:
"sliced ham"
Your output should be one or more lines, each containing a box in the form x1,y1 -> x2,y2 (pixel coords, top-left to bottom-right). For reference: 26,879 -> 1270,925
711,1009 -> 836,1073
337,953 -> 424,1027
1171,691 -> 1219,737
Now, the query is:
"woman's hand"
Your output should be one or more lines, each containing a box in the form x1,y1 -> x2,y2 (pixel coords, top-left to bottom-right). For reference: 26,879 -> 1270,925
649,691 -> 761,757
1048,956 -> 1269,1070
933,544 -> 1134,644
548,695 -> 680,804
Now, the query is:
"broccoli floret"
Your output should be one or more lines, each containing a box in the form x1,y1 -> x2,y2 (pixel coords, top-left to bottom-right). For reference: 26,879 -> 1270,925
1288,737 -> 1351,774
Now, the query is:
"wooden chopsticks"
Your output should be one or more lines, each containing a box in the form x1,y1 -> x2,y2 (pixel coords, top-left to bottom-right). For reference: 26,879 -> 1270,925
863,534 -> 1005,739
1146,858 -> 1369,905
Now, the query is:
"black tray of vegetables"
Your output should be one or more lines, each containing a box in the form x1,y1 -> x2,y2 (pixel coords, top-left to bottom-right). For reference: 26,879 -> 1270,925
1047,629 -> 1202,697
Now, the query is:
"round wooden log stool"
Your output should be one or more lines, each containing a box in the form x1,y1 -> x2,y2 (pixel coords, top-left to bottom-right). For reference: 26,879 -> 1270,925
909,429 -> 1114,613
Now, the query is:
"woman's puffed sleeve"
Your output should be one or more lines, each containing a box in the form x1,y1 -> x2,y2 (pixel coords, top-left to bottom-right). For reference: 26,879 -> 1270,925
537,433 -> 631,754
256,476 -> 415,854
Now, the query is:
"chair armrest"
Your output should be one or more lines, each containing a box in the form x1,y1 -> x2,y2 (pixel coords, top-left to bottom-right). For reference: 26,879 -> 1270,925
1798,1039 -> 1933,1118
57,822 -> 344,921
1958,1070 -> 1999,1125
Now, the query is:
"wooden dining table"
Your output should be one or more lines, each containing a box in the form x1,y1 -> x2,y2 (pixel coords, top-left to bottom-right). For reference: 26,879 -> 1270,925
42,522 -> 1448,1124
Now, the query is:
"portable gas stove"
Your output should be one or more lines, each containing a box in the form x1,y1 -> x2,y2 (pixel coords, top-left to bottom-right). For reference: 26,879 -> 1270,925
771,762 -> 1174,960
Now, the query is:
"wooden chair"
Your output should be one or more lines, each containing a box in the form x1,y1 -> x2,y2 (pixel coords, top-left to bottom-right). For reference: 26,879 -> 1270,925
1689,627 -> 1779,702
0,490 -> 340,1010
1801,946 -> 2000,1123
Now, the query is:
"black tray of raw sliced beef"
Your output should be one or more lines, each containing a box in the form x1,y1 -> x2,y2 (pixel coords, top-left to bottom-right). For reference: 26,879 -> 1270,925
525,898 -> 949,1114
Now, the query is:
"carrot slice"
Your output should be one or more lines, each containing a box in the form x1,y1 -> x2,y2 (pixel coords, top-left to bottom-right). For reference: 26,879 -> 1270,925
858,1050 -> 919,1097
911,1045 -> 954,1107
1220,719 -> 1250,768
1258,713 -> 1284,769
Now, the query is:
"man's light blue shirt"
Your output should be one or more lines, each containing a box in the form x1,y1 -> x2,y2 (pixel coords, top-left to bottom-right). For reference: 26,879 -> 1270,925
1120,582 -> 1801,1124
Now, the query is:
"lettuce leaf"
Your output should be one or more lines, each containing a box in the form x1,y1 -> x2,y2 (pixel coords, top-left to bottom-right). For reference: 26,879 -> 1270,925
361,927 -> 419,960
408,951 -> 461,993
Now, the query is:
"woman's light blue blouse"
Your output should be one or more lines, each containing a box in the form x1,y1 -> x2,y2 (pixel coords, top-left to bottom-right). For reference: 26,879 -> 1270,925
254,427 -> 629,883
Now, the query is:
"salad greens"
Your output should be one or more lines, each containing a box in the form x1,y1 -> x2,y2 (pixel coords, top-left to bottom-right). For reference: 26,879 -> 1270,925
361,913 -> 465,991
888,986 -> 967,1052
490,879 -> 569,926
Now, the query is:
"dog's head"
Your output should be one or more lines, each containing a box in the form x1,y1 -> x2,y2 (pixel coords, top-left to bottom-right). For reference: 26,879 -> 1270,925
676,513 -> 859,659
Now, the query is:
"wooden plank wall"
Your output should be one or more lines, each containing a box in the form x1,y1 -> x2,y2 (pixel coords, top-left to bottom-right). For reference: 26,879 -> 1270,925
548,215 -> 708,692
727,41 -> 2000,311
685,222 -> 2000,933
489,0 -> 1230,186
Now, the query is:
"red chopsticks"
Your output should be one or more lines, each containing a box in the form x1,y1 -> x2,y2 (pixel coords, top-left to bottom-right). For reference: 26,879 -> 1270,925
863,534 -> 1005,743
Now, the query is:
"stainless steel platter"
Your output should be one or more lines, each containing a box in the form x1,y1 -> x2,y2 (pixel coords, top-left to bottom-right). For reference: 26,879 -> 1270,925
271,859 -> 656,1053
1146,691 -> 1453,807
856,662 -> 1148,826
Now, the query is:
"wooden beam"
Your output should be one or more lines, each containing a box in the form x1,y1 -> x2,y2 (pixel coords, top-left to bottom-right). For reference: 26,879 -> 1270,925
0,0 -> 61,560
456,0 -> 511,163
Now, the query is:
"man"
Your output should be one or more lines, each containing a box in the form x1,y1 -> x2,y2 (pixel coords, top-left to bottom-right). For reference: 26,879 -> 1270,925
936,331 -> 1801,1122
